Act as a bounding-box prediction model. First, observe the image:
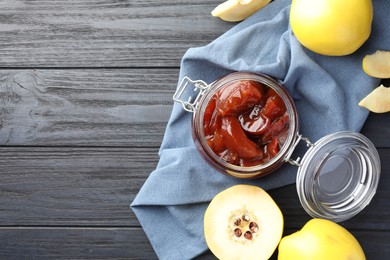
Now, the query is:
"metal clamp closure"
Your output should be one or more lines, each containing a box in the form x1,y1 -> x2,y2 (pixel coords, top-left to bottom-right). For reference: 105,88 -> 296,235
173,76 -> 209,112
284,134 -> 314,167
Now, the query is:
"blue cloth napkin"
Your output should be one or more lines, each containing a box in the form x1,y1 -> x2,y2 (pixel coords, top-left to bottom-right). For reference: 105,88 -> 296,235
131,0 -> 388,259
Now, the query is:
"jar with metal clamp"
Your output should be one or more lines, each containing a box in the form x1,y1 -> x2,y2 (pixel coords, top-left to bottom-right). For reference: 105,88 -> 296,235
173,71 -> 381,222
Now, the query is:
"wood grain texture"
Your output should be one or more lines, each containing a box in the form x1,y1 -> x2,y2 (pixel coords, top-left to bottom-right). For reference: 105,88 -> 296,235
0,0 -> 231,67
0,227 -> 157,260
0,69 -> 178,146
0,147 -> 159,226
0,228 -> 388,259
361,112 -> 390,148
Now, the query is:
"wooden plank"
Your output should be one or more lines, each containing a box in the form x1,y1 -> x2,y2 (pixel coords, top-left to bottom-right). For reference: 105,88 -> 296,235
0,227 -> 387,259
0,227 -> 157,259
0,147 -> 159,226
0,147 -> 389,230
361,112 -> 390,148
0,69 -> 179,146
1,69 -> 390,147
0,0 -> 232,67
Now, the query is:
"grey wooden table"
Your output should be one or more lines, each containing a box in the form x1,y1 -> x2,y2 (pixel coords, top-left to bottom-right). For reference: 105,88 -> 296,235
0,1 -> 389,259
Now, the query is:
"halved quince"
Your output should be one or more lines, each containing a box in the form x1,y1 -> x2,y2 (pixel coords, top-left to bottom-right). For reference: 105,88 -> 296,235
362,50 -> 390,78
359,84 -> 390,113
204,185 -> 284,259
211,0 -> 272,22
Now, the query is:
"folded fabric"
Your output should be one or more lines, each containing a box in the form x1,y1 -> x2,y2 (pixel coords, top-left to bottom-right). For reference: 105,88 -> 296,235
131,0 -> 388,259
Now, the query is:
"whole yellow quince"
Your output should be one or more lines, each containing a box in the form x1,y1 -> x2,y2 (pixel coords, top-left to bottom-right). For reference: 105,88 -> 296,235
278,218 -> 366,260
290,0 -> 373,56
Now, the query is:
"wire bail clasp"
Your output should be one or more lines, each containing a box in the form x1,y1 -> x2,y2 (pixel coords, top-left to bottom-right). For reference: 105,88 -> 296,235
173,76 -> 209,112
284,134 -> 314,167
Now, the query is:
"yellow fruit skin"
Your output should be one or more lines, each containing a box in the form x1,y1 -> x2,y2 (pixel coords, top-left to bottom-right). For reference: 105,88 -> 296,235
278,219 -> 366,260
290,0 -> 373,56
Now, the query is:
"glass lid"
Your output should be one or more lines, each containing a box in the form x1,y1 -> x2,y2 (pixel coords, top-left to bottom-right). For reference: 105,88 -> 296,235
296,131 -> 381,222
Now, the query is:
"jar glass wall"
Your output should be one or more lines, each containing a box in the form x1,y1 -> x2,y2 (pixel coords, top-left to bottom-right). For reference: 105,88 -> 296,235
192,72 -> 299,179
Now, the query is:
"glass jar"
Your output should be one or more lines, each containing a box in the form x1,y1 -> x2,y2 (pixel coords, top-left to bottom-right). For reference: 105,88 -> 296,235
175,72 -> 299,178
173,71 -> 381,222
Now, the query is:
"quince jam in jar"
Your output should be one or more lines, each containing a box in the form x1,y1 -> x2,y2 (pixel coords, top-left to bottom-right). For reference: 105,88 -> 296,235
203,79 -> 289,168
177,72 -> 299,179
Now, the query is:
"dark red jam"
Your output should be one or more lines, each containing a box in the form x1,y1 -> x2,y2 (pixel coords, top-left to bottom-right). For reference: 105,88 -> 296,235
203,80 -> 290,167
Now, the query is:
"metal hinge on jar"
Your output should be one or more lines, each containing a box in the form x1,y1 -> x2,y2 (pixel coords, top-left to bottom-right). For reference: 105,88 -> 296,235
173,76 -> 209,112
284,134 -> 314,167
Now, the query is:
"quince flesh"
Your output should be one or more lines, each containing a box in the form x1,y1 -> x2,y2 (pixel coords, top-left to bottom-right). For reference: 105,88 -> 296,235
290,0 -> 373,56
363,50 -> 390,78
211,0 -> 271,22
359,85 -> 390,113
204,185 -> 283,260
278,218 -> 365,260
